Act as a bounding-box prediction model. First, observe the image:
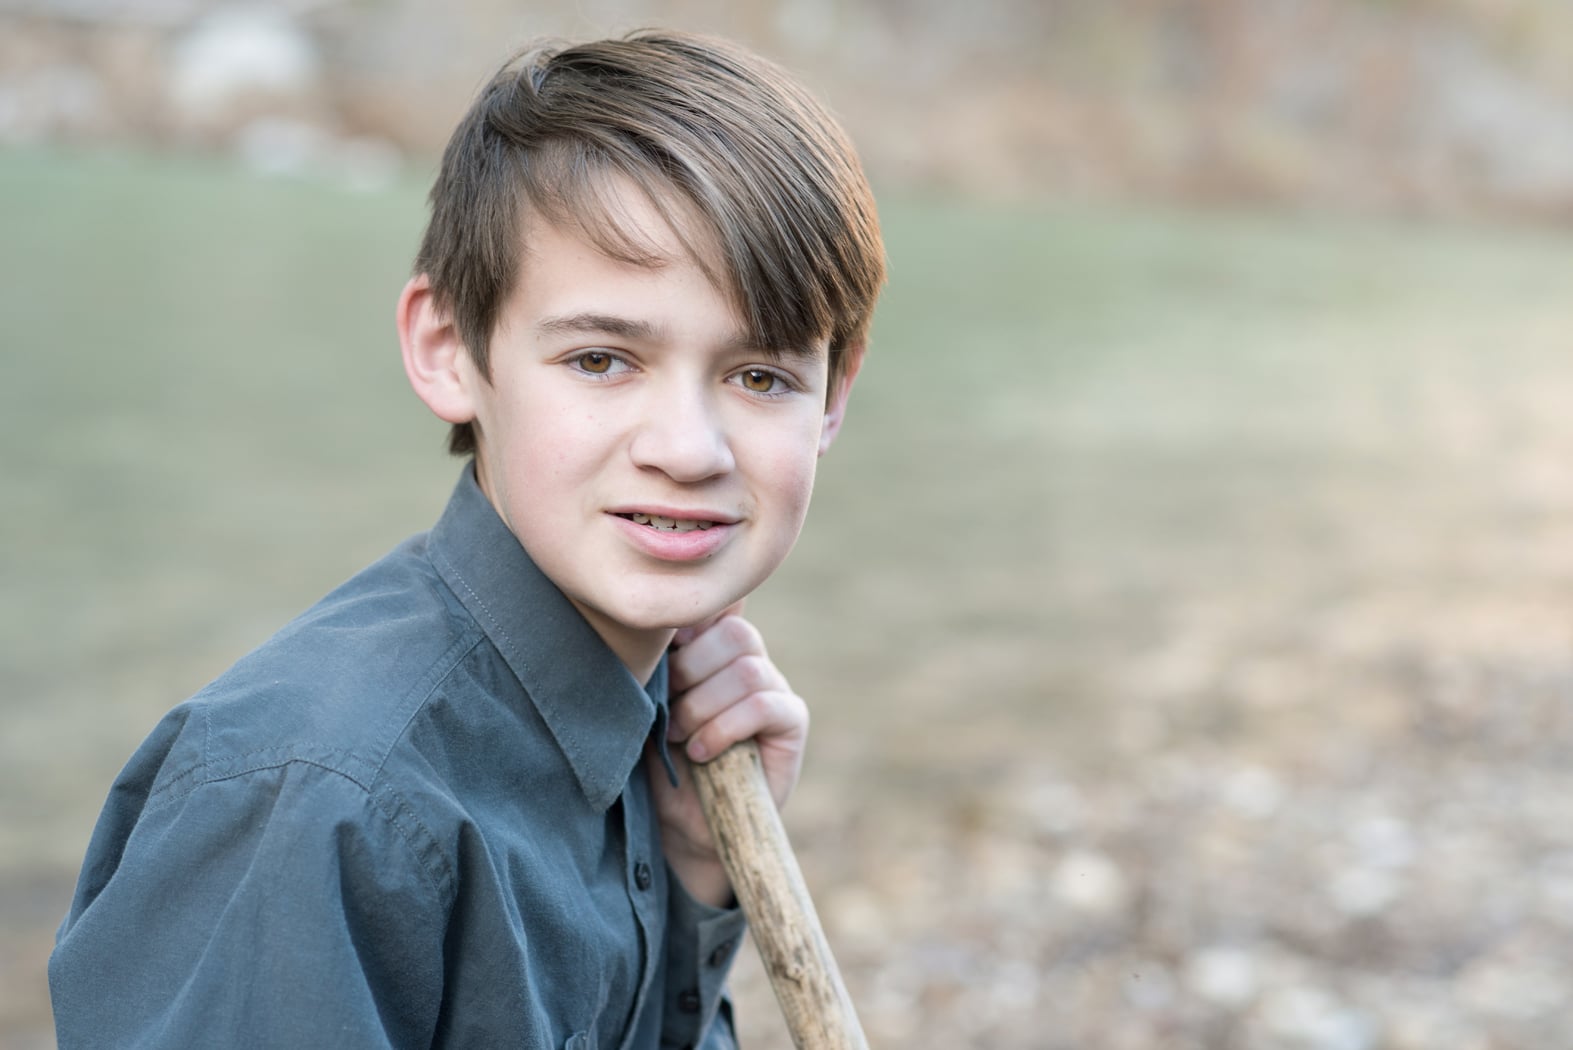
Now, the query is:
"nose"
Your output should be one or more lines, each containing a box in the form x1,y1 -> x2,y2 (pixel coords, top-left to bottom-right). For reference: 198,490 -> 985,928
626,382 -> 736,483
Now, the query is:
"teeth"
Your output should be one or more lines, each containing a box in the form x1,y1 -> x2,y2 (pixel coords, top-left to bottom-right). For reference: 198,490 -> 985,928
626,513 -> 715,532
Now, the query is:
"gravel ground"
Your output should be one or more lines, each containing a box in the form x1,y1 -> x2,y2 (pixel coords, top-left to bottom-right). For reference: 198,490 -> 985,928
727,291 -> 1573,1048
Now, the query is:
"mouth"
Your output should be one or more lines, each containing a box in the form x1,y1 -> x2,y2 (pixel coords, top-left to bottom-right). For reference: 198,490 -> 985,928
617,512 -> 718,533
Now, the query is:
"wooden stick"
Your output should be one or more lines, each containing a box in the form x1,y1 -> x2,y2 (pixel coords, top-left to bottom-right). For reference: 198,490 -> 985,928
691,740 -> 870,1050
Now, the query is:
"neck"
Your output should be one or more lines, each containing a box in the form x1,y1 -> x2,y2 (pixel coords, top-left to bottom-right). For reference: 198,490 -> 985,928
571,600 -> 674,684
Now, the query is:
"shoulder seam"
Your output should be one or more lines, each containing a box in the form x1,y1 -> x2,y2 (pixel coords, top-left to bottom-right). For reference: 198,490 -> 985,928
145,625 -> 486,902
142,755 -> 456,902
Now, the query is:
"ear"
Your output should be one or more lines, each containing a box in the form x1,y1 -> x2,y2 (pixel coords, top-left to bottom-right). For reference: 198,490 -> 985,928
398,274 -> 479,425
818,344 -> 865,456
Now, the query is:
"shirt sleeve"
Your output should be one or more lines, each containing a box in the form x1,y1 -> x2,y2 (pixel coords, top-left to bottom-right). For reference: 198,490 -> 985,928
50,758 -> 448,1049
659,869 -> 747,1050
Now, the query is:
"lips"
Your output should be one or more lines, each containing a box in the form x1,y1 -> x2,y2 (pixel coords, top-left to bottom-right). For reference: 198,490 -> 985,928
621,512 -> 715,533
608,507 -> 737,562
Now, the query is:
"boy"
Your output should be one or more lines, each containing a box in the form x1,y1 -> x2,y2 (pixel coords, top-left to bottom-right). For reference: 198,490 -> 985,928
49,30 -> 884,1049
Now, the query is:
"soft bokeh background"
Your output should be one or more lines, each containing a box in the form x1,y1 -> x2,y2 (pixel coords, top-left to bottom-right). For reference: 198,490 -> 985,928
6,2 -> 1573,1048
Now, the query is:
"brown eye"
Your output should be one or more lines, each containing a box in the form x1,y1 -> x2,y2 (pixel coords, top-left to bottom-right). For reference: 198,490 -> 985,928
578,352 -> 613,374
740,369 -> 777,393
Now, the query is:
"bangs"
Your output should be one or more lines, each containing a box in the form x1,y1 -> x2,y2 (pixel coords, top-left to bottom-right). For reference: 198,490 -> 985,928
516,138 -> 835,359
518,142 -> 721,294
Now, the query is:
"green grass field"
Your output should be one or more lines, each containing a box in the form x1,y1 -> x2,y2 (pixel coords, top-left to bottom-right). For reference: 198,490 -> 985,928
6,148 -> 1573,1047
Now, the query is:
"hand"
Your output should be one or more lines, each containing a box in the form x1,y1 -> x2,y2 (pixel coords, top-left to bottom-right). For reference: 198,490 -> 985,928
649,602 -> 809,907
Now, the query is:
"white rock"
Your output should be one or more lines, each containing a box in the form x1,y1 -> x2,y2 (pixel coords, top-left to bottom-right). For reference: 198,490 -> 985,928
822,884 -> 885,948
1258,984 -> 1375,1050
1124,959 -> 1176,1011
1021,778 -> 1083,837
984,959 -> 1041,1014
1222,764 -> 1286,819
168,8 -> 319,123
1328,866 -> 1402,918
1458,954 -> 1567,1021
1384,995 -> 1473,1050
1184,945 -> 1259,1008
1050,848 -> 1129,915
1349,815 -> 1415,869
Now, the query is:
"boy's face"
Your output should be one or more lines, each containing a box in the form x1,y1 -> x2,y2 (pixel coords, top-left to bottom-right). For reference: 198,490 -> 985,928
413,182 -> 856,670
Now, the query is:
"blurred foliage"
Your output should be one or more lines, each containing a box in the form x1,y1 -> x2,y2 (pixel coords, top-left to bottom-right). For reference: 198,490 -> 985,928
4,0 -> 1573,211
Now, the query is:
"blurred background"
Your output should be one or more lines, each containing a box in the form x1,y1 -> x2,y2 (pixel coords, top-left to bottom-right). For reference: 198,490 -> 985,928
4,1 -> 1573,1048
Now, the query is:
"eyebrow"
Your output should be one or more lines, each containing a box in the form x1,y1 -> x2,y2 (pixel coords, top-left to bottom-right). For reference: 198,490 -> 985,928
536,312 -> 658,342
535,311 -> 824,362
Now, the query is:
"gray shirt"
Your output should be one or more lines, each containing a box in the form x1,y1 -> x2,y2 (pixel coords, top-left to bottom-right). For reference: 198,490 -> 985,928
51,465 -> 744,1049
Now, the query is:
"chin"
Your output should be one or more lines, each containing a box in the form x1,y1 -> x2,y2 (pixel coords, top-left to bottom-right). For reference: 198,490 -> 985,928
616,589 -> 742,632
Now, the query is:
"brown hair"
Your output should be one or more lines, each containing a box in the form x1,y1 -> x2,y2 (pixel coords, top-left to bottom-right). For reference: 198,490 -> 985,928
413,30 -> 886,456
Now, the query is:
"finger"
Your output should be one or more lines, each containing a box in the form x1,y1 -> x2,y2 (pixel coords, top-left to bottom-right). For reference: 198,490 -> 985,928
668,652 -> 785,742
669,615 -> 766,694
672,598 -> 747,649
683,688 -> 808,766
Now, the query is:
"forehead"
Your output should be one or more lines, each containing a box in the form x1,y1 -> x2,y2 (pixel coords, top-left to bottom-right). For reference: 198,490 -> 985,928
521,171 -> 731,298
499,184 -> 740,336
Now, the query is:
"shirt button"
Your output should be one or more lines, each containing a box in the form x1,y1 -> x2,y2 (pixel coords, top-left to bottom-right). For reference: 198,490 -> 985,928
677,989 -> 701,1014
707,940 -> 734,968
634,861 -> 653,891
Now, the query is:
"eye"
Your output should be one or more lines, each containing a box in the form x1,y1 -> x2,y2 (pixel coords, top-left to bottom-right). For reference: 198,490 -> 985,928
737,368 -> 782,394
571,351 -> 624,376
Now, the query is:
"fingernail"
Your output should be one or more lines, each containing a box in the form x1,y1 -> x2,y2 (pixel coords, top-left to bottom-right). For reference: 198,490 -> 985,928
687,739 -> 709,762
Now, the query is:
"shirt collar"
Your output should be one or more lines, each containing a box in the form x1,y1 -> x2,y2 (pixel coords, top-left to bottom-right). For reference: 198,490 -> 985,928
427,464 -> 674,812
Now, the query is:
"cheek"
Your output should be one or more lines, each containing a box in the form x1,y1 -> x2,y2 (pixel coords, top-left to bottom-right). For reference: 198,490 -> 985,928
756,425 -> 823,519
495,392 -> 609,481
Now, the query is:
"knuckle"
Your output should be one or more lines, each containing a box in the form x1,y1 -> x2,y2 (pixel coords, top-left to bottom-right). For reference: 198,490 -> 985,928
744,689 -> 775,721
737,654 -> 773,693
751,689 -> 804,736
722,616 -> 763,653
778,692 -> 809,736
